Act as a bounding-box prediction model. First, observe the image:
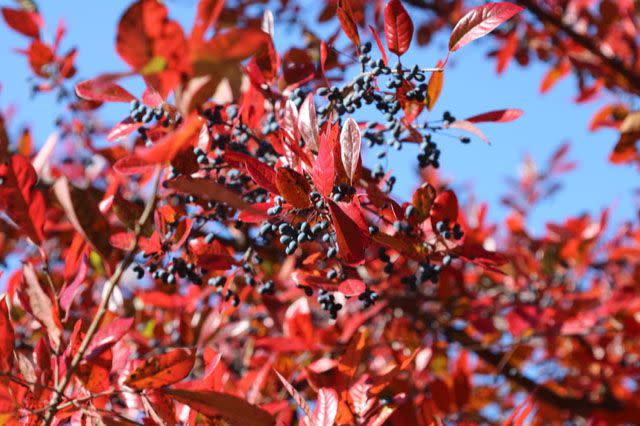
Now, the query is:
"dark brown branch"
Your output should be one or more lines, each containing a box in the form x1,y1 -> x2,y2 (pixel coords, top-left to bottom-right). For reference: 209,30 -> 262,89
514,0 -> 640,95
436,318 -> 630,418
405,0 -> 640,95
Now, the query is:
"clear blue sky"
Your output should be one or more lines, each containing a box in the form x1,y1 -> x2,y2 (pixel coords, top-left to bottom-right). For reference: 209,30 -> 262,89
0,0 -> 637,237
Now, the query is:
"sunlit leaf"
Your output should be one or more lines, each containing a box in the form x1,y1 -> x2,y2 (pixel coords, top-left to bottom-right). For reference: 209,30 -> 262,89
1,7 -> 40,38
384,0 -> 413,56
53,177 -> 112,260
165,388 -> 275,426
275,167 -> 312,208
449,2 -> 523,52
75,78 -> 136,103
466,108 -> 523,123
125,348 -> 195,389
340,117 -> 361,183
337,0 -> 360,47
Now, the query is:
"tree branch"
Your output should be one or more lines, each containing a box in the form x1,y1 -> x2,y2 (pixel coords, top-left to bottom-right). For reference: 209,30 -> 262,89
435,318 -> 631,418
405,0 -> 640,94
514,0 -> 640,95
41,166 -> 163,425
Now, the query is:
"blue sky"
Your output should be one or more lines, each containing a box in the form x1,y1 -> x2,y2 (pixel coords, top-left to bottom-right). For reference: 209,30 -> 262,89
0,0 -> 637,237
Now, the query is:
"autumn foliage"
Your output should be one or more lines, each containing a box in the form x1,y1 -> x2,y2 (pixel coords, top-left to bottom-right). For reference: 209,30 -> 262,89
1,0 -> 639,425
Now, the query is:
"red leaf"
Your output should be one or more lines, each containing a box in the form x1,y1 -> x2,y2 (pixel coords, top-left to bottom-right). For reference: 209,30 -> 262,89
255,336 -> 311,353
540,59 -> 571,94
166,176 -> 262,214
337,0 -> 360,47
338,331 -> 366,381
504,397 -> 535,426
164,388 -> 275,426
349,379 -> 373,418
75,78 -> 136,103
26,40 -> 54,78
21,263 -> 62,352
190,0 -> 224,43
458,242 -> 507,268
282,48 -> 315,86
452,352 -> 471,409
275,167 -> 312,208
412,183 -> 436,222
53,177 -> 112,261
189,238 -> 237,271
192,28 -> 270,64
171,347 -> 222,392
116,0 -> 182,71
447,120 -> 490,144
328,200 -> 366,265
275,370 -> 316,423
0,296 -> 14,372
237,202 -> 270,223
426,63 -> 444,111
136,114 -> 201,164
430,189 -> 459,225
59,258 -> 88,320
466,108 -> 523,123
284,298 -> 314,344
226,153 -> 280,195
589,103 -> 628,132
110,232 -> 135,250
298,93 -> 319,152
320,41 -> 328,75
1,8 -> 40,38
496,30 -> 518,74
0,153 -> 45,246
340,117 -> 361,183
315,388 -> 339,426
85,317 -> 134,361
369,25 -> 388,67
431,378 -> 452,412
125,348 -> 195,389
449,2 -> 523,52
113,155 -> 153,175
397,80 -> 424,124
338,279 -> 366,297
384,0 -> 414,56
64,233 -> 87,281
142,86 -> 164,107
312,133 -> 336,197
107,117 -> 144,141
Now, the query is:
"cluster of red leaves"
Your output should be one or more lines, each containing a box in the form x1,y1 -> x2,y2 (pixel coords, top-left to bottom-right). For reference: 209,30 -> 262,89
0,1 -> 639,425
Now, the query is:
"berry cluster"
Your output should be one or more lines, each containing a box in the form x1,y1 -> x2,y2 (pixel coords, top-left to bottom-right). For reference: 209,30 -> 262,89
436,220 -> 465,240
129,99 -> 181,128
312,41 -> 457,180
132,255 -> 206,287
113,38 -> 469,320
401,261 -> 442,291
259,216 -> 335,258
317,289 -> 343,320
358,287 -> 379,308
331,183 -> 356,202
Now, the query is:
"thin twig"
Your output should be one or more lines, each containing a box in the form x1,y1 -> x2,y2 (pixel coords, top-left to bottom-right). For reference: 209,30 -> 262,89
41,166 -> 162,425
